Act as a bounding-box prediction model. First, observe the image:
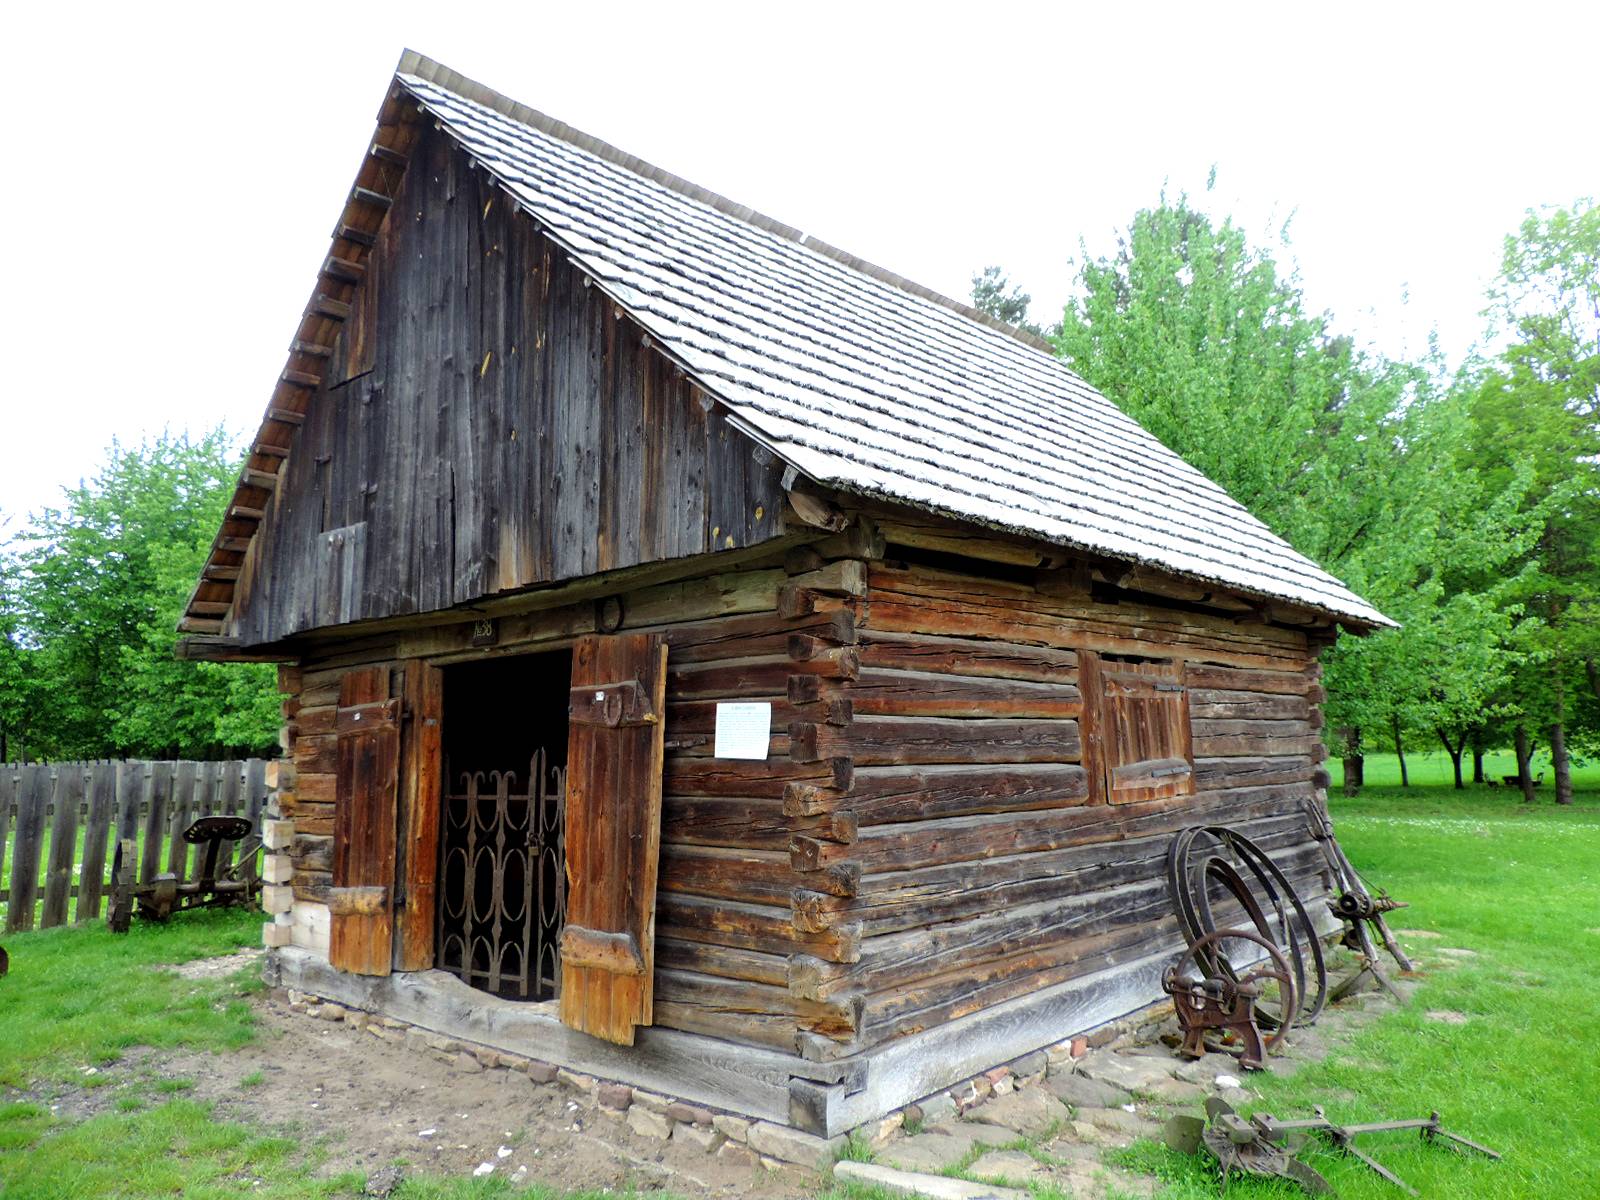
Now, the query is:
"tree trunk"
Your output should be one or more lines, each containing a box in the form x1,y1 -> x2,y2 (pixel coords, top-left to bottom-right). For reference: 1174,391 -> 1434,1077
1392,715 -> 1409,788
1437,728 -> 1465,790
1514,724 -> 1537,803
1586,656 -> 1599,701
1551,723 -> 1572,806
1470,730 -> 1485,784
1337,726 -> 1363,796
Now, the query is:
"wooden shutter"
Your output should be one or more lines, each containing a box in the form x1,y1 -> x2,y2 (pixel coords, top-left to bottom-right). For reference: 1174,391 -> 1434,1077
329,666 -> 400,975
560,632 -> 668,1045
1099,659 -> 1194,804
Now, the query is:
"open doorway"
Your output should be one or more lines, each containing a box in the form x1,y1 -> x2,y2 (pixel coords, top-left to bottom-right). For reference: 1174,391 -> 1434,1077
437,649 -> 571,1001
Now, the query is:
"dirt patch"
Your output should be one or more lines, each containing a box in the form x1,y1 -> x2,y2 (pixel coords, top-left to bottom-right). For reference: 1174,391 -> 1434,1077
146,991 -> 812,1196
169,948 -> 265,981
1424,1010 -> 1470,1025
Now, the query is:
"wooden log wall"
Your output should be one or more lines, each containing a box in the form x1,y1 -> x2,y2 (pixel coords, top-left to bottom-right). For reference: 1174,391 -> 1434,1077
0,759 -> 269,933
775,544 -> 1336,1060
271,516 -> 1340,1062
227,123 -> 787,646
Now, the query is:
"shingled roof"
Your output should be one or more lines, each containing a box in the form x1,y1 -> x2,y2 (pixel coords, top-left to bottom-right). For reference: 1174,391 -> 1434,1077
182,51 -> 1390,635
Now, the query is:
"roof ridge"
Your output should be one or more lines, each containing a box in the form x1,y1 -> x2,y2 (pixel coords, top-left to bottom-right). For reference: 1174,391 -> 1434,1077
393,49 -> 1058,356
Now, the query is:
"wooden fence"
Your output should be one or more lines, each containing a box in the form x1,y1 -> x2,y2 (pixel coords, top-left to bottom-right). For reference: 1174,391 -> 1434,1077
0,759 -> 272,933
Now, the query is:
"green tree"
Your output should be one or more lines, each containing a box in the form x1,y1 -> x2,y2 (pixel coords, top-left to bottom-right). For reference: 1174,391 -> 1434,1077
971,266 -> 1046,339
1468,198 -> 1600,802
5,431 -> 279,760
1053,192 -> 1541,788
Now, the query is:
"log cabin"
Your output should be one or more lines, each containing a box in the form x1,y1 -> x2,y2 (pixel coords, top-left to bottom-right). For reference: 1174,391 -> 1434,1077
180,51 -> 1392,1135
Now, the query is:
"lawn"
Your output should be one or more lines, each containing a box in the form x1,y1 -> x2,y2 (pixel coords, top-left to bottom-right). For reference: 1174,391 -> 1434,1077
1105,782 -> 1600,1200
5,781 -> 1599,1199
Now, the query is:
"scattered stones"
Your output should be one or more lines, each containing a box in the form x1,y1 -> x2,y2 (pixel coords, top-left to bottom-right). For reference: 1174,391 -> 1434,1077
630,1088 -> 673,1114
1007,1050 -> 1048,1079
1425,1009 -> 1470,1025
1045,1070 -> 1133,1110
363,1165 -> 406,1197
626,1106 -> 673,1140
878,1126 -> 997,1172
745,1121 -> 846,1169
596,1083 -> 633,1110
1076,1105 -> 1153,1137
712,1113 -> 752,1142
556,1068 -> 596,1095
967,1148 -> 1045,1184
523,1060 -> 558,1084
315,1003 -> 347,1022
672,1122 -> 726,1152
716,1140 -> 760,1167
834,1160 -> 1028,1200
962,1087 -> 1066,1139
1076,1051 -> 1177,1093
907,1092 -> 957,1126
452,1052 -> 483,1074
667,1101 -> 713,1126
869,1111 -> 905,1147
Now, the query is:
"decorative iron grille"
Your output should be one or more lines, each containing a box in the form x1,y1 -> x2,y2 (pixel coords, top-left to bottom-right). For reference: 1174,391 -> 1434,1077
437,749 -> 566,1000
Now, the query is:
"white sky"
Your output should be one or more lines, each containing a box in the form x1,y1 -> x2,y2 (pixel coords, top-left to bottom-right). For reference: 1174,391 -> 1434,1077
2,1 -> 1595,522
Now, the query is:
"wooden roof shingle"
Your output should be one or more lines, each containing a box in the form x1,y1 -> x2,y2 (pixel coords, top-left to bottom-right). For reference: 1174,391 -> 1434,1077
182,51 -> 1391,636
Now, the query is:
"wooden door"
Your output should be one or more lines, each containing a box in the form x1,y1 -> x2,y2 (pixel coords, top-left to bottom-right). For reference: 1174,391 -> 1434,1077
395,660 -> 443,971
559,633 -> 668,1045
329,666 -> 400,975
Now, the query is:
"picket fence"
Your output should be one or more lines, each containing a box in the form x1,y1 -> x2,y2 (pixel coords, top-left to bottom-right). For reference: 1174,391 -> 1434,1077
0,759 -> 272,933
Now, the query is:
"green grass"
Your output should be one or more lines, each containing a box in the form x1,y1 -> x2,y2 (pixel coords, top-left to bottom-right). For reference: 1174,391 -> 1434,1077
0,907 -> 262,1089
1111,782 -> 1600,1199
1328,749 -> 1600,791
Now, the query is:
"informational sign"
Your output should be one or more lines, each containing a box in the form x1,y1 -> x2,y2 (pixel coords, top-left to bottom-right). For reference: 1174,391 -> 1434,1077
714,702 -> 773,760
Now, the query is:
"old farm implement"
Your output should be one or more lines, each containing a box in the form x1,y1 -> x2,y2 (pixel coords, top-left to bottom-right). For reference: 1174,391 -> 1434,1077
107,815 -> 262,932
1164,1097 -> 1499,1195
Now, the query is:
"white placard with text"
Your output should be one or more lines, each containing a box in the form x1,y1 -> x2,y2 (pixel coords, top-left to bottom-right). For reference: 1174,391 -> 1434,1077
714,701 -> 773,760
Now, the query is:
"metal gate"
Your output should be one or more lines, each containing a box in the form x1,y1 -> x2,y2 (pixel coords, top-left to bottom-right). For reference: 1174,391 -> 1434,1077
437,749 -> 566,1000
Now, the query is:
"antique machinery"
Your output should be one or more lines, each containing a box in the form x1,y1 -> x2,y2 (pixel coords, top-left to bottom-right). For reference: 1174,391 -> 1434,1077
1167,825 -> 1329,1032
107,815 -> 262,932
1164,1097 -> 1500,1196
1306,798 -> 1413,1000
1163,928 -> 1297,1070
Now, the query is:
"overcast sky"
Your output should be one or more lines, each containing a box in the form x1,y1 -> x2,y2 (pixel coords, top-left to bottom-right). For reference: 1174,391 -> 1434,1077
2,1 -> 1594,522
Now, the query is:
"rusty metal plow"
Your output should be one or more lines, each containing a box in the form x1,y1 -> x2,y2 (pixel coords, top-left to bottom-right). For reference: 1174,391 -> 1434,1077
1164,1097 -> 1500,1196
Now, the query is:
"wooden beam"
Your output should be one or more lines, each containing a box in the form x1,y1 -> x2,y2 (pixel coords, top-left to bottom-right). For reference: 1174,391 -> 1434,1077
290,340 -> 335,358
203,564 -> 242,581
252,442 -> 291,459
312,295 -> 352,320
370,141 -> 408,166
177,616 -> 225,634
351,186 -> 393,209
320,255 -> 365,283
336,224 -> 377,248
174,635 -> 293,663
267,408 -> 306,426
242,468 -> 279,490
219,537 -> 254,553
280,368 -> 322,389
228,505 -> 266,521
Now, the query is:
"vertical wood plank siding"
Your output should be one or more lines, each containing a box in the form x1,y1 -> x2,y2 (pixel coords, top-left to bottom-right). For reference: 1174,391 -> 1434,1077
0,760 -> 270,931
226,125 -> 786,646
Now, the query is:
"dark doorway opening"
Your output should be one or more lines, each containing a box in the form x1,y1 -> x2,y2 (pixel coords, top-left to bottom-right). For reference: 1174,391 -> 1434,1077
437,649 -> 571,1001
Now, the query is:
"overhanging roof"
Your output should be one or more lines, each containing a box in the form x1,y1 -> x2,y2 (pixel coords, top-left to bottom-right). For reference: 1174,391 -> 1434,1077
182,51 -> 1392,635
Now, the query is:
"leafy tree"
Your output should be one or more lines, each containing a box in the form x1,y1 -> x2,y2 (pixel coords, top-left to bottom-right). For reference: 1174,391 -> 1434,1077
971,266 -> 1047,339
1468,199 -> 1600,803
3,431 -> 279,760
1053,192 -> 1542,788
